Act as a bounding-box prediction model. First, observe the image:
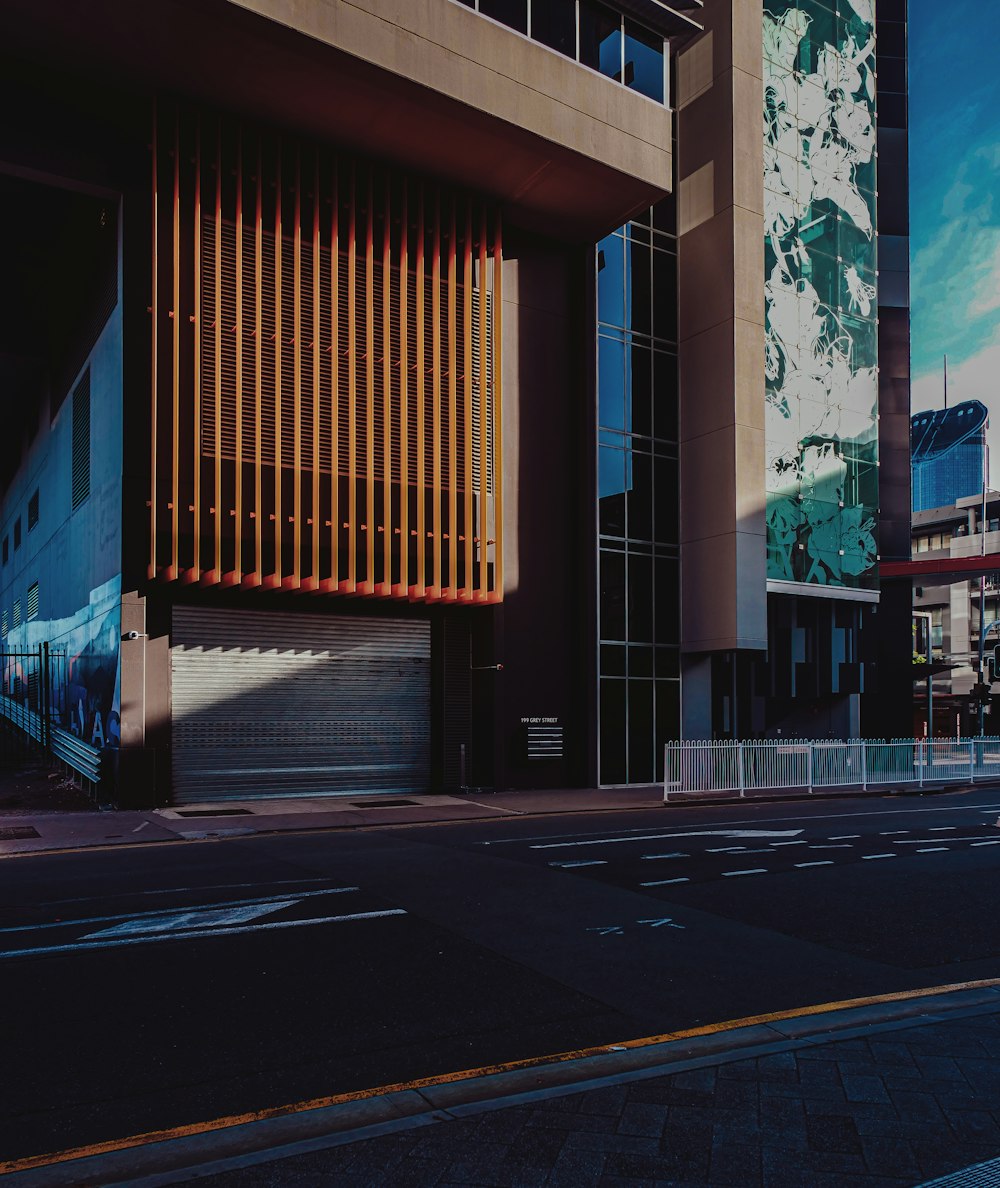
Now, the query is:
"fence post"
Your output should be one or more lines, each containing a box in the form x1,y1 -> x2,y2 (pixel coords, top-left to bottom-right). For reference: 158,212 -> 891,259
861,741 -> 867,791
970,740 -> 976,784
737,741 -> 745,798
918,739 -> 924,788
42,641 -> 50,751
807,742 -> 813,796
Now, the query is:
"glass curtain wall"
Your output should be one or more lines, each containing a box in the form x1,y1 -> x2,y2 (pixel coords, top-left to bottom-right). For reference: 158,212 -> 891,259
596,201 -> 679,786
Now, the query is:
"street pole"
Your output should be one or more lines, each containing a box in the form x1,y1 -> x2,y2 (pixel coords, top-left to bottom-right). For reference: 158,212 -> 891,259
978,437 -> 991,736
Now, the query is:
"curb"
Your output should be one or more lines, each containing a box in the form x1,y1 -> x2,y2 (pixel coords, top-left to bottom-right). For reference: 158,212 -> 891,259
5,981 -> 1000,1186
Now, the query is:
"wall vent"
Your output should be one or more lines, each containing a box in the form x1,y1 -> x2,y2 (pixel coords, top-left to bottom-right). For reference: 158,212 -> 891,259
26,582 -> 38,621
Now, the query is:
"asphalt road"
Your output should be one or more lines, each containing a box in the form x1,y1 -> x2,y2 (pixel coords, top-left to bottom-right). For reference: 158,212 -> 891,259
5,787 -> 1000,1165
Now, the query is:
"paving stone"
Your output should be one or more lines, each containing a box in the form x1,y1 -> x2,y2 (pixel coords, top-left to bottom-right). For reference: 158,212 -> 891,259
840,1073 -> 892,1105
805,1114 -> 862,1155
709,1138 -> 763,1185
888,1087 -> 950,1123
578,1086 -> 630,1116
544,1147 -> 607,1187
858,1134 -> 922,1180
616,1101 -> 666,1139
562,1131 -> 662,1156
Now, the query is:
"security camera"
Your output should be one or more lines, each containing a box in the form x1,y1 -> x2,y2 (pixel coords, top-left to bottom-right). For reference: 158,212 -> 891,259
122,630 -> 146,641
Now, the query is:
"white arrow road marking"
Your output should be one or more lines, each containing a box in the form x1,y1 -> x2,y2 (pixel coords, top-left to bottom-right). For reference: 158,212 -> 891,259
587,925 -> 625,937
531,829 -> 803,851
637,918 -> 685,929
0,887 -> 361,937
0,910 -> 407,960
83,902 -> 291,939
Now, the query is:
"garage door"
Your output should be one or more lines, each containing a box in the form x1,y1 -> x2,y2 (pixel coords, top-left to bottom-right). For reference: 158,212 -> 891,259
171,607 -> 430,802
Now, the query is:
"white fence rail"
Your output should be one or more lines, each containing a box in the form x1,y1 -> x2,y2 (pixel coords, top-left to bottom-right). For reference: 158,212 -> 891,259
665,738 -> 1000,802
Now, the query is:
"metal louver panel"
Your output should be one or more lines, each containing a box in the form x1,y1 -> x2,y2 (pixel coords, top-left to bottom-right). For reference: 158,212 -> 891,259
71,370 -> 91,510
170,606 -> 430,802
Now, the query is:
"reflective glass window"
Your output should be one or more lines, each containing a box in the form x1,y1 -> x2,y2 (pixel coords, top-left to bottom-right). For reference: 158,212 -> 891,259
628,680 -> 654,783
629,343 -> 652,439
627,451 -> 653,542
599,678 -> 627,784
598,335 -> 627,431
600,550 -> 626,640
626,240 -> 651,337
479,0 -> 527,33
599,445 -> 626,537
579,1 -> 622,81
597,234 -> 625,328
623,20 -> 664,102
628,551 -> 653,641
531,0 -> 576,56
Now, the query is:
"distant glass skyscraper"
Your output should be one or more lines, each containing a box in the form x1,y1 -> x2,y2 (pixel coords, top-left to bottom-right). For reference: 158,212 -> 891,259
911,400 -> 988,512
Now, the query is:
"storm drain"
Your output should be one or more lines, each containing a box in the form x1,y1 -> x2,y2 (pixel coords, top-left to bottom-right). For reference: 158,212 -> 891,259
351,799 -> 419,808
173,808 -> 254,818
0,826 -> 40,840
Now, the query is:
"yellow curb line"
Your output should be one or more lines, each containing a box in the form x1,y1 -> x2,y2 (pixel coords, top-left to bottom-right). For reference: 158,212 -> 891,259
4,977 -> 1000,1177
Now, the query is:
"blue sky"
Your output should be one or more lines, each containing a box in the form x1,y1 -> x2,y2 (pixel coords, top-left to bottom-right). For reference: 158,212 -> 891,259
909,0 -> 1000,467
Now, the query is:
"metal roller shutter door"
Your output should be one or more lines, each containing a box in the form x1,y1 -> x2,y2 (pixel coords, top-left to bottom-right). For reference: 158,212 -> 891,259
171,607 -> 430,802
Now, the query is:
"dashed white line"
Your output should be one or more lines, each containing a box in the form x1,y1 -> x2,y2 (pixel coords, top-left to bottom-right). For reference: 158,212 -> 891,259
641,853 -> 689,861
640,877 -> 690,887
549,860 -> 608,868
808,844 -> 853,850
972,841 -> 1000,847
929,827 -> 956,832
722,868 -> 768,877
862,853 -> 896,860
830,834 -> 861,840
771,841 -> 808,847
917,847 -> 949,853
795,861 -> 833,868
880,831 -> 910,836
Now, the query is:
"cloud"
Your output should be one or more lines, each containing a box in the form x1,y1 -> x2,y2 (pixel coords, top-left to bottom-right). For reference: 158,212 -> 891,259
909,143 -> 1000,379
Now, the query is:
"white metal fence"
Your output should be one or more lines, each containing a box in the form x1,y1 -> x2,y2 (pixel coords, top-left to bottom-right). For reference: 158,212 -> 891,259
664,738 -> 1000,802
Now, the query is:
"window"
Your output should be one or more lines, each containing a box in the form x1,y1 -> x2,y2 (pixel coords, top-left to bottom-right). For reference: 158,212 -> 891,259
72,369 -> 91,510
13,517 -> 21,551
1,608 -> 7,640
456,0 -> 667,106
12,599 -> 21,630
26,582 -> 38,622
1,537 -> 7,565
27,490 -> 38,532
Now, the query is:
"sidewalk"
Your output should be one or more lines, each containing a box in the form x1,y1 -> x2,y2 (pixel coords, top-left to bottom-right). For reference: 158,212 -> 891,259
0,782 -> 666,858
8,984 -> 1000,1186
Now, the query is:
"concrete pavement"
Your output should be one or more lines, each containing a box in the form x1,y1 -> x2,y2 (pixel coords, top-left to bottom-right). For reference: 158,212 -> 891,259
0,785 -> 666,857
6,983 -> 1000,1185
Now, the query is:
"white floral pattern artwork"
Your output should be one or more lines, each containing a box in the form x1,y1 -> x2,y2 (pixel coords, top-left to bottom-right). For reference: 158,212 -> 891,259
764,1 -> 878,589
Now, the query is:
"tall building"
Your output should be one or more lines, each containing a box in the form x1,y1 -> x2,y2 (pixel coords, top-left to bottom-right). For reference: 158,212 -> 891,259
0,0 -> 911,805
911,400 -> 988,513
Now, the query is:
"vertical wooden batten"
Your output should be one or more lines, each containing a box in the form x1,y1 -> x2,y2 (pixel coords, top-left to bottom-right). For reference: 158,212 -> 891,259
491,213 -> 503,602
322,161 -> 340,594
447,198 -> 458,601
395,181 -> 409,598
188,118 -> 202,584
344,162 -> 357,594
430,190 -> 442,600
363,171 -> 375,595
149,102 -> 159,582
307,153 -> 321,592
477,208 -> 488,601
230,127 -> 245,586
285,145 -> 303,590
168,112 -> 181,582
462,202 -> 473,600
380,175 -> 392,597
412,183 -> 426,601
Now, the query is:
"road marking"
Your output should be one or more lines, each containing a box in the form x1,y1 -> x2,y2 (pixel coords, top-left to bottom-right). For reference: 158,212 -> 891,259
83,903 -> 290,939
829,834 -> 861,840
640,877 -> 690,886
880,831 -> 909,836
929,827 -> 956,832
972,840 -> 1000,847
0,887 -> 361,937
131,821 -> 150,834
637,917 -> 685,930
808,844 -> 853,850
549,860 -> 607,869
587,925 -> 624,936
917,847 -> 949,853
722,868 -> 767,877
0,910 -> 407,961
640,852 -> 689,861
44,879 -> 336,905
529,829 -> 803,851
795,861 -> 833,868
9,977 -> 1000,1180
862,853 -> 896,860
771,840 -> 808,846
893,836 -> 1000,845
480,801 -> 1000,847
